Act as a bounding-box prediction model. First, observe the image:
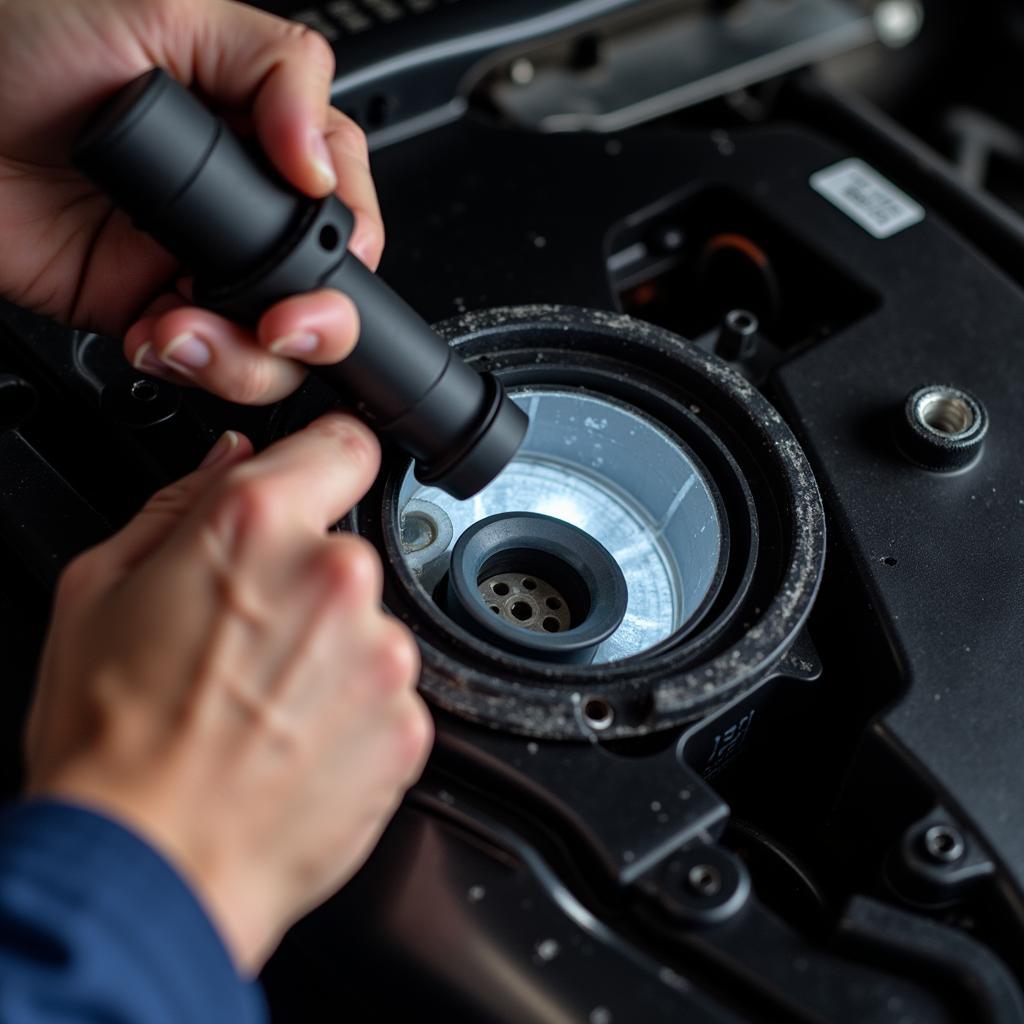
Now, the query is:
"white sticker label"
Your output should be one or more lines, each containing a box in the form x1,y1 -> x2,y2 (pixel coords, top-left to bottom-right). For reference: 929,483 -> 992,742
810,158 -> 924,239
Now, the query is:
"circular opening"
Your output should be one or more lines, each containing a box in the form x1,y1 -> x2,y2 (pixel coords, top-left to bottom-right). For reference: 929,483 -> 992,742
726,309 -> 757,334
475,562 -> 577,638
479,553 -> 590,628
917,391 -> 974,436
131,379 -> 159,402
687,863 -> 723,896
924,824 -> 964,863
583,697 -> 614,730
398,388 -> 723,663
400,511 -> 437,553
319,224 -> 341,252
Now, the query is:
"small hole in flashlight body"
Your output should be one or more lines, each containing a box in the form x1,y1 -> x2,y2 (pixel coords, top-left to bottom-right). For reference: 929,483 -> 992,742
319,224 -> 341,252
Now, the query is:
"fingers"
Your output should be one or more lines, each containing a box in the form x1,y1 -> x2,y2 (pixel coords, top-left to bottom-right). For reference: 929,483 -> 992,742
195,413 -> 381,550
249,30 -> 338,199
324,108 -> 384,269
126,305 -> 305,405
181,6 -> 384,258
186,4 -> 336,197
257,290 -> 360,364
124,290 -> 359,403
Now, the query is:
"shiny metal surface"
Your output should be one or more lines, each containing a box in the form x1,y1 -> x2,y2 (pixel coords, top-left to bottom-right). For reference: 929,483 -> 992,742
398,387 -> 721,662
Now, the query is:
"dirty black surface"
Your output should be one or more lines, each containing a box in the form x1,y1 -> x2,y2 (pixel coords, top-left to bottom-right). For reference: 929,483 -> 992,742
3,70 -> 1024,1024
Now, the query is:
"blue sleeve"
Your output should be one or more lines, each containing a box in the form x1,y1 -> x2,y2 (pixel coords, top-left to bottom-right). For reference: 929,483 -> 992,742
0,800 -> 267,1024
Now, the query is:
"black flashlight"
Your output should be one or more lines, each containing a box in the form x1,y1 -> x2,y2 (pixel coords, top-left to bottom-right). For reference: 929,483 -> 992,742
73,68 -> 527,500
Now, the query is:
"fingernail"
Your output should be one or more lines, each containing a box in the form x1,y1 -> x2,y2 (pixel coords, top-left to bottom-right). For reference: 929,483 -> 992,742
309,131 -> 337,192
160,332 -> 212,375
132,342 -> 166,377
200,430 -> 240,469
269,331 -> 320,357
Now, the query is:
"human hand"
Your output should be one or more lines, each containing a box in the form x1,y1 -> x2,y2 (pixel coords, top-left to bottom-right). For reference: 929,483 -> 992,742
0,0 -> 379,404
24,414 -> 432,974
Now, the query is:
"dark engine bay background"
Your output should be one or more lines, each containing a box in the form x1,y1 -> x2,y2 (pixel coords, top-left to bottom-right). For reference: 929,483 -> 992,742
3,1 -> 1024,1021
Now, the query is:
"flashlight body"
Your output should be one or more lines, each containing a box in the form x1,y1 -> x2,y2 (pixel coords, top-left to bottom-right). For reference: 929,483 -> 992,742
197,192 -> 497,475
73,69 -> 526,499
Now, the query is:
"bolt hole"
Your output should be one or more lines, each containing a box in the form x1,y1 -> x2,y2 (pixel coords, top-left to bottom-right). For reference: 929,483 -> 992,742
542,617 -> 560,632
923,824 -> 964,863
510,601 -> 533,622
687,864 -> 723,896
546,597 -> 562,610
918,391 -> 974,436
882,556 -> 898,567
583,697 -> 614,730
489,605 -> 500,614
131,379 -> 159,402
727,309 -> 757,334
319,224 -> 341,252
492,581 -> 510,596
521,577 -> 537,590
400,511 -> 437,553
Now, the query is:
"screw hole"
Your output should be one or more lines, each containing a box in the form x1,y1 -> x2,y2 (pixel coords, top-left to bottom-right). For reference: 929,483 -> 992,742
521,577 -> 537,590
687,864 -> 723,896
510,601 -> 533,622
542,617 -> 560,632
319,224 -> 341,252
131,379 -> 159,402
726,309 -> 757,334
923,824 -> 965,864
583,697 -> 614,730
492,581 -> 510,596
546,597 -> 562,610
917,391 -> 974,436
489,605 -> 500,614
882,556 -> 898,567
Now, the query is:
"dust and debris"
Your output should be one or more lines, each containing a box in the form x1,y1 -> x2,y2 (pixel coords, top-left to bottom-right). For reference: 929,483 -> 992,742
416,305 -> 825,741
